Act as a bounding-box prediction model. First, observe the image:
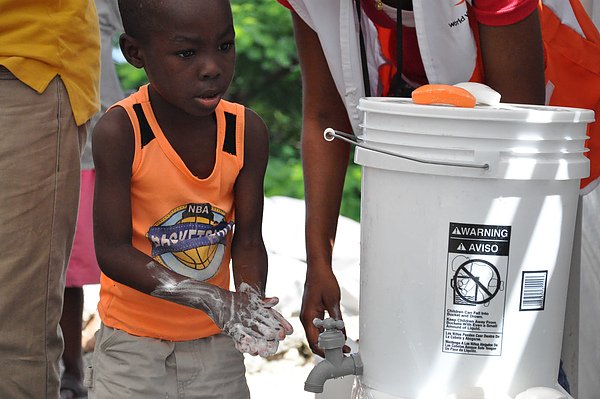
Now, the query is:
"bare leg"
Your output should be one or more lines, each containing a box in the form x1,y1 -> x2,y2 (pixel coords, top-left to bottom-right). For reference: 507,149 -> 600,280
60,287 -> 86,398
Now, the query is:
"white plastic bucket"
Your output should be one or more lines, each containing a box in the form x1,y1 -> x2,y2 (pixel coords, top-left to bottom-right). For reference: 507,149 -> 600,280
353,98 -> 594,399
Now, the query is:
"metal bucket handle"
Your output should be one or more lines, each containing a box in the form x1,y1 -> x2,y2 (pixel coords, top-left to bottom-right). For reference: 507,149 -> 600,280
323,128 -> 490,170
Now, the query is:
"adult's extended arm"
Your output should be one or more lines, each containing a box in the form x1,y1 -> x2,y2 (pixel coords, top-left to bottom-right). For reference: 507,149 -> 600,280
478,7 -> 546,105
292,12 -> 353,356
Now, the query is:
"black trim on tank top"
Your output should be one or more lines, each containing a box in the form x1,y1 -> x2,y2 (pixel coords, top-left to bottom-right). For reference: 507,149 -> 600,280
133,103 -> 155,148
223,112 -> 237,155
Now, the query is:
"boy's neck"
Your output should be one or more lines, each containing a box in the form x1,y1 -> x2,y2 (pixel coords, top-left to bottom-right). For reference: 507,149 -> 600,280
146,84 -> 219,180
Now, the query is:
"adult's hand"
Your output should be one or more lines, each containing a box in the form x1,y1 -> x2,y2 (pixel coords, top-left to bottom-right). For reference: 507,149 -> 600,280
300,267 -> 347,357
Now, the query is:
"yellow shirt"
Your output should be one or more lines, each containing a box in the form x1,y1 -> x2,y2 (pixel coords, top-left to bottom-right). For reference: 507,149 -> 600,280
0,0 -> 100,126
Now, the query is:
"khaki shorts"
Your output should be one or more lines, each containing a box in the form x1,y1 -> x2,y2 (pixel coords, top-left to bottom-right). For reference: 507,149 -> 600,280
0,66 -> 86,399
87,324 -> 251,399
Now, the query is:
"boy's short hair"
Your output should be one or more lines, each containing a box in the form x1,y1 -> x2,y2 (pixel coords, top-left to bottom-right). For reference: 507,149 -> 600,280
118,0 -> 161,40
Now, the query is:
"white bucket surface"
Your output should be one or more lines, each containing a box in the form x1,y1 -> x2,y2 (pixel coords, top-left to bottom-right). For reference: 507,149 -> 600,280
354,98 -> 594,399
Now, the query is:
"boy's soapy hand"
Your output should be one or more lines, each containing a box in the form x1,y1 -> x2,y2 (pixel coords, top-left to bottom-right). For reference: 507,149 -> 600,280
219,283 -> 294,357
149,264 -> 293,357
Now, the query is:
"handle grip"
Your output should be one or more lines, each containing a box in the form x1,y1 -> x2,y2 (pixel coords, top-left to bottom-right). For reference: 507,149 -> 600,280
313,317 -> 345,330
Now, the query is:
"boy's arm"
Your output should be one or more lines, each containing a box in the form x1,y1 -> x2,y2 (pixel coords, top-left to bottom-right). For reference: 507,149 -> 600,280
93,108 -> 202,296
92,107 -> 163,293
92,107 -> 290,355
230,107 -> 293,355
231,109 -> 270,295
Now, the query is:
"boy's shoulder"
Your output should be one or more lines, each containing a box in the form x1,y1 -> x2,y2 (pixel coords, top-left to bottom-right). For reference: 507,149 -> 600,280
92,86 -> 148,156
111,85 -> 150,110
243,106 -> 267,135
94,86 -> 149,144
218,98 -> 247,120
219,99 -> 267,134
91,103 -> 135,176
93,104 -> 133,147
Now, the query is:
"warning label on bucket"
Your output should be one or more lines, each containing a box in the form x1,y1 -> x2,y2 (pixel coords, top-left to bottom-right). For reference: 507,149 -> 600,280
443,222 -> 511,356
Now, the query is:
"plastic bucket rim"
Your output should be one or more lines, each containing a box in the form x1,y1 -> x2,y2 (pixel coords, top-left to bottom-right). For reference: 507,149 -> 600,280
358,97 -> 596,124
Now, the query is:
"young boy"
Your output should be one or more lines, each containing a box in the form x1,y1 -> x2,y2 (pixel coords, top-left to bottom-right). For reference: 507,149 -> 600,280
88,0 -> 293,397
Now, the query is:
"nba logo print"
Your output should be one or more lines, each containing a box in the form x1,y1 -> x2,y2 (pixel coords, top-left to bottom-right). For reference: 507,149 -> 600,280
147,203 -> 233,280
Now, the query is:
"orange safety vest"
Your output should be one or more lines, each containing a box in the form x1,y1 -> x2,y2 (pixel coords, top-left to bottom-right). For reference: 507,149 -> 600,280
375,1 -> 600,188
539,0 -> 600,189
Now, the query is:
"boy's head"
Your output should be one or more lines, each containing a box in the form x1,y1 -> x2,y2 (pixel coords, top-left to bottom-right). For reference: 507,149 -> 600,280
118,0 -> 235,117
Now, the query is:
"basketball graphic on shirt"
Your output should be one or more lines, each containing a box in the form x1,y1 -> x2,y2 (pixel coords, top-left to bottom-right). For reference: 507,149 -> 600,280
172,213 -> 220,270
146,203 -> 233,281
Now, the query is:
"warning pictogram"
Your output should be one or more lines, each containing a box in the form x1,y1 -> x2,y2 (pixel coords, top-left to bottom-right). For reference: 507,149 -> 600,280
452,259 -> 501,305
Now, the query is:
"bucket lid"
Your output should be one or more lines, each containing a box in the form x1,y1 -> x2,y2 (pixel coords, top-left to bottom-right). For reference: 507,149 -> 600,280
358,98 -> 595,124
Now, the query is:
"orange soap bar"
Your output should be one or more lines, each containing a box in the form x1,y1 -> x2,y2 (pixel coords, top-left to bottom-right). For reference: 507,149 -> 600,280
411,84 -> 476,108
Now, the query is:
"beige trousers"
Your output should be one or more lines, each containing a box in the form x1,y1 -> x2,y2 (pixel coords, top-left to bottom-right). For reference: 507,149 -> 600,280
87,324 -> 251,399
0,67 -> 86,398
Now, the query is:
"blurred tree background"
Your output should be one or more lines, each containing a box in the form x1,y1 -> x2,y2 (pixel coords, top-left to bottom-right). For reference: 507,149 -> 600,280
115,0 -> 361,220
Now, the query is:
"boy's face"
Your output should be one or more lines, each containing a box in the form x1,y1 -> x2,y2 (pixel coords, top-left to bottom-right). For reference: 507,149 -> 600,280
136,0 -> 236,117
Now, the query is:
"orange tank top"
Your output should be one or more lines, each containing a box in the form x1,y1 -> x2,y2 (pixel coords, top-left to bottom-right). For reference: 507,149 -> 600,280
98,85 -> 245,341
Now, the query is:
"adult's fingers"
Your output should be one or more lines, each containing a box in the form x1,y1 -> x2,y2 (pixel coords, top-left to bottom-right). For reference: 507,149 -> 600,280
326,302 -> 343,321
301,309 -> 325,357
306,324 -> 323,357
325,303 -> 347,351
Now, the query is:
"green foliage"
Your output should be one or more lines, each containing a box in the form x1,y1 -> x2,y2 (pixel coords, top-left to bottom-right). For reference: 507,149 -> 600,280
342,163 -> 362,221
113,0 -> 362,221
228,0 -> 302,160
115,62 -> 147,93
264,157 -> 304,199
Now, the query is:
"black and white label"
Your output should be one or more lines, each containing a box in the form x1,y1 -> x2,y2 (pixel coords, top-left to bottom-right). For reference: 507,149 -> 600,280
443,222 -> 510,356
520,271 -> 548,311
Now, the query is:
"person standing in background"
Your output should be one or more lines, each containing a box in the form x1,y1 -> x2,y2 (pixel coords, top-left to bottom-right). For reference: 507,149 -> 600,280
279,1 -> 600,395
0,1 -> 100,398
278,0 -> 546,357
59,1 -> 124,397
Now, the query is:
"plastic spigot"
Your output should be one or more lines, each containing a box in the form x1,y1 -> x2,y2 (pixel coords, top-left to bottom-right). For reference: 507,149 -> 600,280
313,317 -> 345,331
313,318 -> 346,350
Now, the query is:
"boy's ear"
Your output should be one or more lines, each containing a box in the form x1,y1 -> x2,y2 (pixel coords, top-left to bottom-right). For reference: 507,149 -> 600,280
119,33 -> 145,69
